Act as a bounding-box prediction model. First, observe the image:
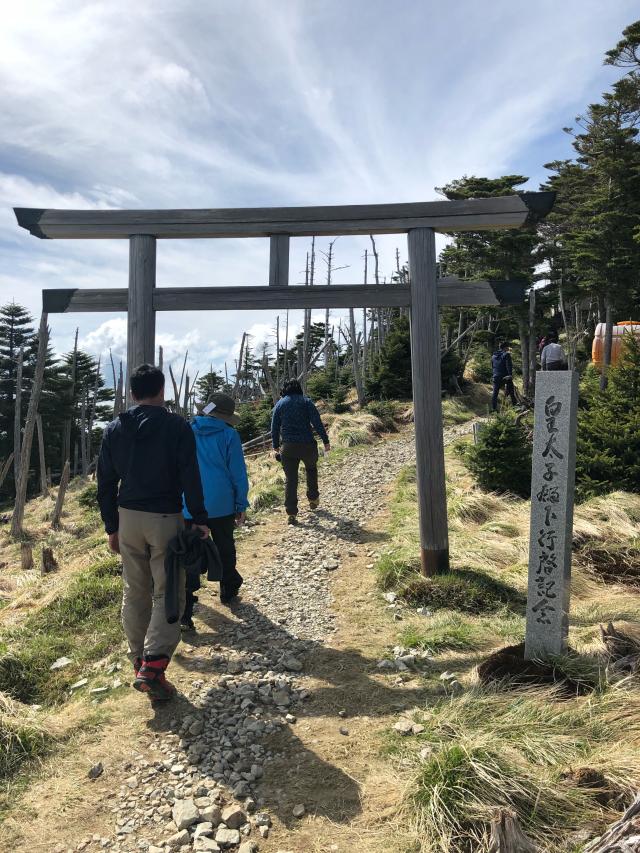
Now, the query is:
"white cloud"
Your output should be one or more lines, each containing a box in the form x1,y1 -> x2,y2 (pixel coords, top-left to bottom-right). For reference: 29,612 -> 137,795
1,0 -> 637,382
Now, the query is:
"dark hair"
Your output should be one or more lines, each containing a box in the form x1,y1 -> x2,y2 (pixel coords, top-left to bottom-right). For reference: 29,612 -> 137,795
548,331 -> 558,342
499,341 -> 510,350
281,379 -> 303,397
130,364 -> 165,400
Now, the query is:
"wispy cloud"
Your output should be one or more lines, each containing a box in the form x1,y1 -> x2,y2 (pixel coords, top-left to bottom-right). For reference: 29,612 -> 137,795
0,0 -> 636,379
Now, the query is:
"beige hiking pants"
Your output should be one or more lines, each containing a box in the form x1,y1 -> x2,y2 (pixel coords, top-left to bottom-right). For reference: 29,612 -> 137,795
118,508 -> 185,662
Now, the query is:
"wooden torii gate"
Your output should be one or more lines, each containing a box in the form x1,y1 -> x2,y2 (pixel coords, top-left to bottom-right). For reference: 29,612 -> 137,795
15,192 -> 553,575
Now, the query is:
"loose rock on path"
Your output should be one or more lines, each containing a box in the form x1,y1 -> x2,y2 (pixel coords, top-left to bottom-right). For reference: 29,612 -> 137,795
71,429 -> 442,853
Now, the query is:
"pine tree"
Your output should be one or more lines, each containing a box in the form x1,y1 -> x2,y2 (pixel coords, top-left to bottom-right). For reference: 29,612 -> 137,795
576,333 -> 640,500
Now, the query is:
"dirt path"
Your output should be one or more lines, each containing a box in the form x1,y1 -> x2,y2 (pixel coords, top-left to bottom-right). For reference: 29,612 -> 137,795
3,426 -> 468,853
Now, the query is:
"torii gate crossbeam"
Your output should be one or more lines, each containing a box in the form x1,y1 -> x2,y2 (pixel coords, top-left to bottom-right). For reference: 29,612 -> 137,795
14,192 -> 554,576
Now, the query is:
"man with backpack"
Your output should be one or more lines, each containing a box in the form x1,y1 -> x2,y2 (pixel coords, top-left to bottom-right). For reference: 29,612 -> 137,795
491,341 -> 518,412
271,379 -> 330,524
97,364 -> 209,702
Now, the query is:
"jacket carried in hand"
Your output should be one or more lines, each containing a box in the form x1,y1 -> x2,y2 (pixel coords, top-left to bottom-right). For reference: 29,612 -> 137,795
271,394 -> 329,449
182,416 -> 249,520
491,350 -> 513,379
97,405 -> 207,535
164,528 -> 223,624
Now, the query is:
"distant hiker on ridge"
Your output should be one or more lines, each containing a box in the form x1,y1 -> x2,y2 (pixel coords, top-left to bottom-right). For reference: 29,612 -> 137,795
97,364 -> 209,702
181,392 -> 249,628
491,341 -> 518,412
271,379 -> 330,525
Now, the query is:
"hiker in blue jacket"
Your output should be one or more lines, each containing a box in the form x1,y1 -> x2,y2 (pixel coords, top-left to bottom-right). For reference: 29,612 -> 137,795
491,341 -> 518,412
182,392 -> 249,626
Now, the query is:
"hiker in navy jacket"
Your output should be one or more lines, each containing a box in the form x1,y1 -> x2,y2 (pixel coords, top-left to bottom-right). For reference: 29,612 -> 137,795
271,379 -> 330,524
183,392 -> 249,620
491,342 -> 518,412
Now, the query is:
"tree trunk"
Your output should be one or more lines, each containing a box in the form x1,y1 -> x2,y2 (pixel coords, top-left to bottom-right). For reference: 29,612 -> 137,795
36,414 -> 48,497
583,793 -> 640,851
21,543 -> 33,571
14,348 -> 24,487
349,309 -> 365,407
41,546 -> 58,575
79,387 -> 88,477
599,298 -> 614,391
62,328 -> 79,472
0,453 -> 14,491
51,459 -> 70,530
488,809 -> 538,852
517,316 -> 530,396
528,288 -> 537,397
11,315 -> 49,538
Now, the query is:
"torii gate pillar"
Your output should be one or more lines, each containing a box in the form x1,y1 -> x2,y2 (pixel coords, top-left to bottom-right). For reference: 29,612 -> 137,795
408,228 -> 449,574
127,235 -> 156,370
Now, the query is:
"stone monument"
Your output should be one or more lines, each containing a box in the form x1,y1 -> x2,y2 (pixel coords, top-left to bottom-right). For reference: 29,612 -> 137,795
524,370 -> 579,659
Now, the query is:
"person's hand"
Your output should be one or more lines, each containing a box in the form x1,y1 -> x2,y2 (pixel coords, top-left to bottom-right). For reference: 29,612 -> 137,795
194,524 -> 210,539
235,511 -> 246,527
108,532 -> 120,554
324,443 -> 331,454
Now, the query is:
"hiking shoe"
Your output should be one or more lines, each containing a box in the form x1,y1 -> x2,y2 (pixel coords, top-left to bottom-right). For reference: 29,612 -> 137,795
133,655 -> 177,702
309,499 -> 319,510
287,514 -> 298,525
132,657 -> 142,678
220,582 -> 241,606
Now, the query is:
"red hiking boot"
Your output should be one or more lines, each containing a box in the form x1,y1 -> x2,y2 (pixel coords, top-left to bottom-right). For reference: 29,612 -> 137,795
133,655 -> 177,702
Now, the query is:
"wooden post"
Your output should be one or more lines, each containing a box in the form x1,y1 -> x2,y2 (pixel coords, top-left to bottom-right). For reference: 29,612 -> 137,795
127,235 -> 156,383
408,228 -> 449,576
269,235 -> 290,288
21,543 -> 34,571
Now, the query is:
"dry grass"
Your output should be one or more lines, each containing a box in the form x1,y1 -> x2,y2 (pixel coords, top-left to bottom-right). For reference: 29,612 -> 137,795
377,444 -> 640,851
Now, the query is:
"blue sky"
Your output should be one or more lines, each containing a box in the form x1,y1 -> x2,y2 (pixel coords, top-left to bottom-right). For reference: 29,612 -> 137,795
0,0 -> 636,382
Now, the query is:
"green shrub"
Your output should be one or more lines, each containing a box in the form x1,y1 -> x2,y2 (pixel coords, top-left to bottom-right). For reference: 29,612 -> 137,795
462,412 -> 532,497
306,369 -> 336,401
575,333 -> 640,501
78,482 -> 98,510
365,401 -> 398,431
366,314 -> 413,400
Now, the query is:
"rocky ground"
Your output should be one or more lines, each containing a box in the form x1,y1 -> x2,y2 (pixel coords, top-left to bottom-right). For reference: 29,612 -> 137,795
53,426 -> 468,853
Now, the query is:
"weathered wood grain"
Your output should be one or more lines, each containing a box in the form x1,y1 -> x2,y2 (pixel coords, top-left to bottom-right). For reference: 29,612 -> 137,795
15,193 -> 554,239
268,235 -> 290,287
127,235 -> 156,372
408,228 -> 450,575
41,279 -> 527,314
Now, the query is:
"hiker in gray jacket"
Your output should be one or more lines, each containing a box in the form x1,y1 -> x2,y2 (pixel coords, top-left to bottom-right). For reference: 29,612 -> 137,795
541,333 -> 566,370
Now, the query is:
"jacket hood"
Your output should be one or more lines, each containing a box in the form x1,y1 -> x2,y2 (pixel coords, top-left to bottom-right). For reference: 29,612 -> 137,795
119,405 -> 166,437
191,415 -> 229,434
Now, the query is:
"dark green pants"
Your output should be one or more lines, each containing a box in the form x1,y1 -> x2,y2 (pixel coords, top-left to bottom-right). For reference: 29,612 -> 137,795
281,442 -> 319,516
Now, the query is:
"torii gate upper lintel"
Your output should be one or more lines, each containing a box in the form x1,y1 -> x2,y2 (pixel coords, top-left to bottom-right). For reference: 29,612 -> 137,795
14,192 -> 554,577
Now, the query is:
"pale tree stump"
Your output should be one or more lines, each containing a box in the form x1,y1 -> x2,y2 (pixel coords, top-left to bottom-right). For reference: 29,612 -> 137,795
584,793 -> 640,851
21,543 -> 34,571
41,546 -> 58,575
488,809 -> 539,853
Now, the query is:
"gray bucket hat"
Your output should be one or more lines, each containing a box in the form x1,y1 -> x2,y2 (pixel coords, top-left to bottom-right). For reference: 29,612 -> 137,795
196,392 -> 240,426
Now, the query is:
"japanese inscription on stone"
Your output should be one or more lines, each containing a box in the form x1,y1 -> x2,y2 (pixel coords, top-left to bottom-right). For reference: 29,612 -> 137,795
524,370 -> 578,659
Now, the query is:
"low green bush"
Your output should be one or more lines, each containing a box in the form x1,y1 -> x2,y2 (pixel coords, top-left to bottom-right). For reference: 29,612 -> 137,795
364,400 -> 398,431
461,412 -> 532,498
78,482 -> 98,510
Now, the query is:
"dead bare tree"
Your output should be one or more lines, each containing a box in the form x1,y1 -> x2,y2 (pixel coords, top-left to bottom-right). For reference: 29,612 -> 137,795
0,453 -> 15,491
11,314 -> 49,537
51,459 -> 70,530
36,414 -> 48,497
62,329 -> 79,469
348,309 -> 365,407
13,347 -> 23,487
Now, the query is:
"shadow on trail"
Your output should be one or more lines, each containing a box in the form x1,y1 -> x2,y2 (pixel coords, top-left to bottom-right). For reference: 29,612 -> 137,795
292,507 -> 389,544
160,595 -> 435,827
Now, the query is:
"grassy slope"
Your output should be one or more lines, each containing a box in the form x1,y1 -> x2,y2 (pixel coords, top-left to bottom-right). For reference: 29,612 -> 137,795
377,440 -> 640,852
